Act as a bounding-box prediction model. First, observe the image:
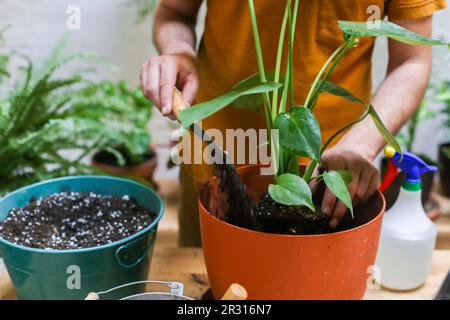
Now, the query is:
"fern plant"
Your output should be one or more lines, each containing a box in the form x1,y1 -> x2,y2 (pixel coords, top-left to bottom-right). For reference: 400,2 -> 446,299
0,31 -> 153,195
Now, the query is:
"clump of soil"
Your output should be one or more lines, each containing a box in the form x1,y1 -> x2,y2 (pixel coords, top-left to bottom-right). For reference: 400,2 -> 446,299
0,192 -> 156,250
212,163 -> 258,230
254,192 -> 331,235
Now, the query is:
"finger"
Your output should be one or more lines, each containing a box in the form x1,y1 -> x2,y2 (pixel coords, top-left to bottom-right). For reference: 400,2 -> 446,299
354,168 -> 369,206
321,187 -> 337,217
140,61 -> 149,94
160,61 -> 178,116
329,200 -> 349,228
308,166 -> 321,193
329,169 -> 360,228
145,60 -> 162,109
362,170 -> 380,202
181,73 -> 199,105
348,167 -> 361,205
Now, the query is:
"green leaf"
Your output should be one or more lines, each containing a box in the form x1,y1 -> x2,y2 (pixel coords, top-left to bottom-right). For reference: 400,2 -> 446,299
337,170 -> 352,186
367,104 -> 402,156
320,81 -> 402,155
232,71 -> 281,109
338,20 -> 449,46
320,81 -> 366,105
274,106 -> 321,161
268,173 -> 315,210
179,81 -> 282,128
323,170 -> 353,217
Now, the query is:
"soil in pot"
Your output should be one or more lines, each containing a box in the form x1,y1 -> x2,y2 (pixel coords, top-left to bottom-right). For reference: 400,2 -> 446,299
0,192 -> 156,250
254,192 -> 332,235
208,165 -> 350,235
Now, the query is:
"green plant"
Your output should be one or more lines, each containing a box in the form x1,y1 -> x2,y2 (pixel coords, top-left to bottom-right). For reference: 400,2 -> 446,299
0,31 -> 152,195
179,1 -> 450,216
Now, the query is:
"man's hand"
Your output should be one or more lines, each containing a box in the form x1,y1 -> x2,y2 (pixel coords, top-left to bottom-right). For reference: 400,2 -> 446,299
140,53 -> 199,117
141,0 -> 202,117
318,16 -> 433,228
319,145 -> 380,229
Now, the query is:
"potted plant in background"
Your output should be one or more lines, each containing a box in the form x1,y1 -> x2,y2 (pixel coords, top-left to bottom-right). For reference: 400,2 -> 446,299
381,99 -> 439,218
178,0 -> 450,299
437,80 -> 450,196
0,30 -> 155,196
89,80 -> 159,189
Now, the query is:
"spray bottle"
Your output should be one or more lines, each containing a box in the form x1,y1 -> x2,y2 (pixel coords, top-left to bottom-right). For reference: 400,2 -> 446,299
375,147 -> 438,290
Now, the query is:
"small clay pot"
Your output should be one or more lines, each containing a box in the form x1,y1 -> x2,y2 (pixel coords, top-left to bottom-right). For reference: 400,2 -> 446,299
200,164 -> 385,300
92,148 -> 158,189
439,142 -> 450,197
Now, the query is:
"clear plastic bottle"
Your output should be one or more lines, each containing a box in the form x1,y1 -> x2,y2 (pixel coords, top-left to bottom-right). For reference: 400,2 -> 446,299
375,188 -> 437,290
375,147 -> 437,290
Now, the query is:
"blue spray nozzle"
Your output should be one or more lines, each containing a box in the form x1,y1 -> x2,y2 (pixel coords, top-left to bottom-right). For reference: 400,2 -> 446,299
384,147 -> 437,184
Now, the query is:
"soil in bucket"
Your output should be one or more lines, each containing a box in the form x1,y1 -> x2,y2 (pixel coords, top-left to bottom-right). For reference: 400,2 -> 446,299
0,192 -> 156,250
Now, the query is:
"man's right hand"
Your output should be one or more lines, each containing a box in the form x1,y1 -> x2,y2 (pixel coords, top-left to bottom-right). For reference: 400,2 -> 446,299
140,53 -> 199,118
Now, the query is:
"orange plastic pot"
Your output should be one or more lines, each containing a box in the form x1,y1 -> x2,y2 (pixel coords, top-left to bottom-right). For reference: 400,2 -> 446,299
199,165 -> 385,300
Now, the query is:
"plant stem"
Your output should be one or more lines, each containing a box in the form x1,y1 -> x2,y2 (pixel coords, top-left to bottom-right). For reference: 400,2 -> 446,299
309,37 -> 356,109
320,110 -> 370,154
302,110 -> 370,182
288,0 -> 299,108
271,1 -> 290,120
248,0 -> 273,130
304,43 -> 346,109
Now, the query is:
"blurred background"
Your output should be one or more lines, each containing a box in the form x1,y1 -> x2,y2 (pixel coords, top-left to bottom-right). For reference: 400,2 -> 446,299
1,0 -> 449,180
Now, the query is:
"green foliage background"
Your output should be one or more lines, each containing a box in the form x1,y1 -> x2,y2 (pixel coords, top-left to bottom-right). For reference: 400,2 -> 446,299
0,30 -> 153,195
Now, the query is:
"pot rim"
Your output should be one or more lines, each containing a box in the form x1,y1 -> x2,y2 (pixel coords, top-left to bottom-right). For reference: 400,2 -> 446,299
92,150 -> 157,171
0,175 -> 164,254
199,164 -> 386,239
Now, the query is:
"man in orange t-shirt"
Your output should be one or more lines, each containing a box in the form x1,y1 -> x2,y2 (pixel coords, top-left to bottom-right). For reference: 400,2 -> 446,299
141,0 -> 446,246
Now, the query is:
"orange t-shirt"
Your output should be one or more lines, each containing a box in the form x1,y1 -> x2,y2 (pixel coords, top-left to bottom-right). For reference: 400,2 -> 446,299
188,0 -> 446,185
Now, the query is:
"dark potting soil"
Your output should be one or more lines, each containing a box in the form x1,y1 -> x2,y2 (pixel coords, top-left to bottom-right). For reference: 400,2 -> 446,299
210,164 -> 332,235
254,192 -> 332,235
0,192 -> 156,250
214,163 -> 258,230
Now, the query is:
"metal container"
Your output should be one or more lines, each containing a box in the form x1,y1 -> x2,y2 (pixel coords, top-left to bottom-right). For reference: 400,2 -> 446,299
93,280 -> 194,300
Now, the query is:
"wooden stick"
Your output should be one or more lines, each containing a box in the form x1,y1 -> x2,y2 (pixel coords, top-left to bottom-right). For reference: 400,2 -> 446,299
84,292 -> 100,300
220,283 -> 248,300
172,88 -> 188,121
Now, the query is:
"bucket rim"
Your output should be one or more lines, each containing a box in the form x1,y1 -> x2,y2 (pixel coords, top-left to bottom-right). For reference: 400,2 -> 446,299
0,175 -> 164,254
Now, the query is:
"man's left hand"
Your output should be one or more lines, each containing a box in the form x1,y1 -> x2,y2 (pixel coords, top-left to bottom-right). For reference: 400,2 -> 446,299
319,145 -> 380,229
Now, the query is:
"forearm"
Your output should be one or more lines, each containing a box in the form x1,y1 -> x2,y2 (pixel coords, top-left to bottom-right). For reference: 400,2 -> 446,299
153,1 -> 200,57
337,55 -> 431,161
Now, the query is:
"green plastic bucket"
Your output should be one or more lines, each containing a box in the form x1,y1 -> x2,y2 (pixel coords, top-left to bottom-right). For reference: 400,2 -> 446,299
0,176 -> 164,300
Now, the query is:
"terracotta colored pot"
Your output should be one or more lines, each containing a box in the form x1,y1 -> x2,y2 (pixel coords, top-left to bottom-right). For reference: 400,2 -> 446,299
92,149 -> 158,189
199,165 -> 385,300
